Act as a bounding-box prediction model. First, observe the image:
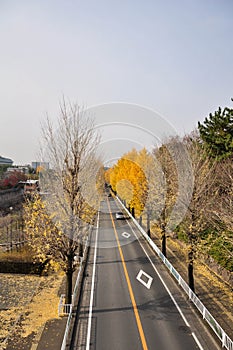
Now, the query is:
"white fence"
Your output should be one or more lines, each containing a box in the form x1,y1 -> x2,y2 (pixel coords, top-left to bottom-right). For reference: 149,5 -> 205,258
58,294 -> 72,316
61,307 -> 73,350
59,236 -> 90,350
117,197 -> 233,350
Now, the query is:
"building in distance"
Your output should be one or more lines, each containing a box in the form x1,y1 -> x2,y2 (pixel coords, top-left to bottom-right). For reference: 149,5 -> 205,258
0,156 -> 13,166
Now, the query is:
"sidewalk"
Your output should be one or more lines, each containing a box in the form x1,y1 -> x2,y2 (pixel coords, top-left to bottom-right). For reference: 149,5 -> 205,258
35,317 -> 68,350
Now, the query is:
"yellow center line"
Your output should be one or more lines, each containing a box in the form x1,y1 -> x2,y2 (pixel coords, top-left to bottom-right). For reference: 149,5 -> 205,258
107,199 -> 149,350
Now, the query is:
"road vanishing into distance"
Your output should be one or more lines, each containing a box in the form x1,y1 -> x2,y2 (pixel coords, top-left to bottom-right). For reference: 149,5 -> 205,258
70,196 -> 221,350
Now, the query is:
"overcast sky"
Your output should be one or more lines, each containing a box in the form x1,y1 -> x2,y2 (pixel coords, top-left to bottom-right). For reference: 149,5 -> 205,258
0,0 -> 233,165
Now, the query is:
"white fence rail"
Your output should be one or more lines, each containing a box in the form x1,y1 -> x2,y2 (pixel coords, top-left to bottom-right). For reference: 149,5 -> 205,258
61,308 -> 73,350
117,196 -> 233,350
58,294 -> 72,316
59,235 -> 90,350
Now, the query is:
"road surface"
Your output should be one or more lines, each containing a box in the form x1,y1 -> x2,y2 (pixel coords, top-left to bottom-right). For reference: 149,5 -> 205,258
70,196 -> 221,350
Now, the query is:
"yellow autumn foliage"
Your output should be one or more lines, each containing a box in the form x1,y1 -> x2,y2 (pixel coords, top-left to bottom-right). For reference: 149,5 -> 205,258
108,148 -> 149,216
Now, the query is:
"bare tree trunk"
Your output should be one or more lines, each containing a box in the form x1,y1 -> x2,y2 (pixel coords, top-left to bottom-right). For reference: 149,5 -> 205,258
139,215 -> 142,226
132,207 -> 135,218
161,227 -> 166,257
66,256 -> 73,304
161,210 -> 166,257
188,247 -> 195,292
79,241 -> 83,258
146,211 -> 151,238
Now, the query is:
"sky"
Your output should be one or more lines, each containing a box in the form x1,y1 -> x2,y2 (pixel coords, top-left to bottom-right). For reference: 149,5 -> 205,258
0,0 -> 233,165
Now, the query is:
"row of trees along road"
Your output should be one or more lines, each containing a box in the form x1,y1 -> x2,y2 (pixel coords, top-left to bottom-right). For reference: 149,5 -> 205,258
24,101 -> 104,304
106,100 -> 233,292
23,99 -> 232,298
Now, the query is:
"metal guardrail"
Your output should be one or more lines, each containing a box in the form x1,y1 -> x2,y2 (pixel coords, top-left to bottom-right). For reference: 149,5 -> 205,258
60,235 -> 90,350
117,196 -> 233,350
61,306 -> 73,350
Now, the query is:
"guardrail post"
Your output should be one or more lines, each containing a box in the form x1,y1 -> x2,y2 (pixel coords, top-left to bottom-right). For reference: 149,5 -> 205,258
188,288 -> 192,300
222,331 -> 226,348
203,306 -> 206,319
178,274 -> 181,285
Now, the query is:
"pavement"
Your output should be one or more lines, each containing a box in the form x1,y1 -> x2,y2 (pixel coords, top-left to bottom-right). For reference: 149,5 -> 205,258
35,317 -> 68,350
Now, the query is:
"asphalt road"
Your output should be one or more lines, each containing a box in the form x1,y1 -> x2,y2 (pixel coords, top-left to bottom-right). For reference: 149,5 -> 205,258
70,196 -> 221,350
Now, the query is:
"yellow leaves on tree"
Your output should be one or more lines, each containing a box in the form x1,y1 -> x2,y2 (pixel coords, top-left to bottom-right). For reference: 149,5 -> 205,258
108,148 -> 148,216
23,193 -> 62,268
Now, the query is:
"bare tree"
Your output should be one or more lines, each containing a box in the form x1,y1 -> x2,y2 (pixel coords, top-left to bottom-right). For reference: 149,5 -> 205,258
206,159 -> 233,270
37,99 -> 102,303
178,135 -> 217,291
152,134 -> 219,291
212,159 -> 233,232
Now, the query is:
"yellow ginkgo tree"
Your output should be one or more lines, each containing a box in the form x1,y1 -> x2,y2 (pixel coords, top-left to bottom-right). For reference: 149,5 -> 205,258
109,149 -> 148,218
136,148 -> 165,237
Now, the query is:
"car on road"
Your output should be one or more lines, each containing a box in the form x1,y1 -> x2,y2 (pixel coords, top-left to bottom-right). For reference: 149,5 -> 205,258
115,211 -> 125,220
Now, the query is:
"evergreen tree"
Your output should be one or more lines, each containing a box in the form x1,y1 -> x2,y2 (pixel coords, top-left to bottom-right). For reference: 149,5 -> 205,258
198,100 -> 233,160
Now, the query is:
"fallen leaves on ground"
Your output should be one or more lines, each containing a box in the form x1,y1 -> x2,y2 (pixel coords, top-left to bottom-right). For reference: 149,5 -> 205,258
0,272 -> 64,349
20,272 -> 64,337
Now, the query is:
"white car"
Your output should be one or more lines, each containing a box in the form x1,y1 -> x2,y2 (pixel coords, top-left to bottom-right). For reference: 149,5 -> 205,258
115,211 -> 125,220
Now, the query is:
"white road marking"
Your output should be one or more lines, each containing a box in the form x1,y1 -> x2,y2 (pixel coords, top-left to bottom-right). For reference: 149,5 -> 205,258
126,217 -> 190,326
124,216 -> 208,350
86,210 -> 99,350
115,199 -> 205,347
192,332 -> 204,350
122,231 -> 131,239
136,269 -> 153,289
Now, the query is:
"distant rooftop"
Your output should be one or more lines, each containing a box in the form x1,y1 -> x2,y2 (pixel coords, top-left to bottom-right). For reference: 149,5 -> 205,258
0,156 -> 13,165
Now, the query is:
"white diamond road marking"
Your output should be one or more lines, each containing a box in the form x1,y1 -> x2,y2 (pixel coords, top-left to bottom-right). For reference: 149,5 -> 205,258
122,232 -> 131,239
136,269 -> 153,289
